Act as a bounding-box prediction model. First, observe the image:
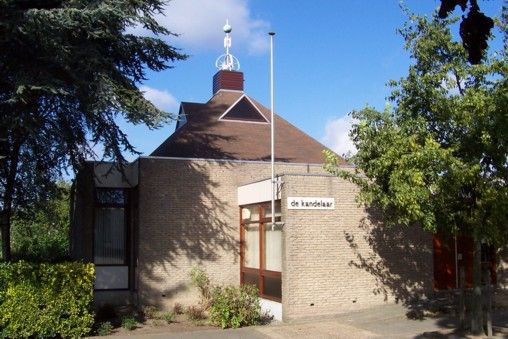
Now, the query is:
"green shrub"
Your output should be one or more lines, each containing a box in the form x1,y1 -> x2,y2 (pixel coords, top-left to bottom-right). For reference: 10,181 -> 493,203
161,311 -> 175,324
185,305 -> 206,322
11,181 -> 71,262
0,261 -> 95,338
96,321 -> 113,336
209,284 -> 261,329
142,305 -> 158,319
189,267 -> 211,306
121,316 -> 137,330
173,302 -> 184,315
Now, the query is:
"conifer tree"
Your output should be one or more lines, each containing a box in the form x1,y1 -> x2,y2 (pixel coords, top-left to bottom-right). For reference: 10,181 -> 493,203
0,0 -> 187,261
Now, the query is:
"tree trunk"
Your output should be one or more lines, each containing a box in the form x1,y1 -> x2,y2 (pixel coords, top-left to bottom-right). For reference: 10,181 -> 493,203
1,140 -> 21,262
459,266 -> 466,330
470,238 -> 483,335
0,211 -> 11,261
484,268 -> 493,337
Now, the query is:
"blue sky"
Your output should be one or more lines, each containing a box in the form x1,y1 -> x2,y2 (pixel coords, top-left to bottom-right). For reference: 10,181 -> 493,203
119,0 -> 505,160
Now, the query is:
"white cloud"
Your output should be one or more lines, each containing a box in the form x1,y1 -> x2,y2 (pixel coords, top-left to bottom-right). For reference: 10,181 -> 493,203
139,85 -> 179,112
129,0 -> 270,54
322,116 -> 357,157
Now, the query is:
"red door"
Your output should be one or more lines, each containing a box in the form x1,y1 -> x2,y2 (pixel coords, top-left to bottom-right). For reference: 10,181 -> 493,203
433,234 -> 456,290
433,234 -> 496,290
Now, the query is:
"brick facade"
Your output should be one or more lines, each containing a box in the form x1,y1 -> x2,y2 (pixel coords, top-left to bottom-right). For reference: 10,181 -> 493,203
135,157 -> 434,319
136,157 -> 325,309
281,174 -> 433,320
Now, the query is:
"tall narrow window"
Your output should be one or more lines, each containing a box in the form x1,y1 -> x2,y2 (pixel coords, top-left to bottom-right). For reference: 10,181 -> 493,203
243,224 -> 260,269
240,201 -> 282,301
94,188 -> 129,290
94,207 -> 125,264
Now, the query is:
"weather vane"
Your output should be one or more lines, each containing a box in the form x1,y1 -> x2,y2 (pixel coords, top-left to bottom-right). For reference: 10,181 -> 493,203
215,20 -> 240,71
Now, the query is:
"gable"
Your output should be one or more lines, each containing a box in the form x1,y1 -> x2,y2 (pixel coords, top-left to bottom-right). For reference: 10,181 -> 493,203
175,106 -> 187,130
219,96 -> 268,123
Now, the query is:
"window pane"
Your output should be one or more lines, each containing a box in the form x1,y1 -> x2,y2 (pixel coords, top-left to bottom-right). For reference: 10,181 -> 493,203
97,189 -> 126,205
263,275 -> 281,299
264,200 -> 281,219
95,266 -> 129,289
264,223 -> 282,272
94,207 -> 125,264
243,224 -> 259,269
242,272 -> 259,290
241,206 -> 260,222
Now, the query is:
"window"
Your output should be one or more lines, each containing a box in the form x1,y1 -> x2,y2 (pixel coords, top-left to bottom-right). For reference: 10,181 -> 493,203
94,207 -> 125,264
94,188 -> 128,265
97,188 -> 126,205
240,201 -> 282,301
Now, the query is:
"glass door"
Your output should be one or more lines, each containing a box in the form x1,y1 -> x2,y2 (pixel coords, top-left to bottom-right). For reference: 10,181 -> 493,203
240,201 -> 282,301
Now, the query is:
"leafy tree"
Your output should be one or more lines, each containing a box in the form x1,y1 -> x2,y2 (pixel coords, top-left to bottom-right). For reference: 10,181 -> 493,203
325,10 -> 507,335
11,181 -> 71,262
0,0 -> 187,261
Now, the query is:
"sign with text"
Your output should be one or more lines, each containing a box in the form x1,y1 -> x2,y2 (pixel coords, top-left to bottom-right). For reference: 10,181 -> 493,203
287,197 -> 335,210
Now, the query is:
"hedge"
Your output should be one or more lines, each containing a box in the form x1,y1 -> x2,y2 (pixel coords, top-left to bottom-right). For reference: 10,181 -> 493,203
0,261 -> 95,338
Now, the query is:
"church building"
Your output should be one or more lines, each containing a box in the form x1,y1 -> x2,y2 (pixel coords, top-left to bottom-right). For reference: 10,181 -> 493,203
70,24 -> 504,321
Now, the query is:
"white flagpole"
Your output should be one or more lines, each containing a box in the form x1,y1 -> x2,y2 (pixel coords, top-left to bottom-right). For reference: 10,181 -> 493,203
269,32 -> 275,228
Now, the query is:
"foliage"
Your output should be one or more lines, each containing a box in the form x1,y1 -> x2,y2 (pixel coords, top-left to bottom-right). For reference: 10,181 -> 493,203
121,316 -> 137,331
173,302 -> 184,315
325,9 -> 506,335
325,12 -> 507,245
209,284 -> 261,329
185,305 -> 207,322
0,261 -> 95,338
96,321 -> 114,336
142,305 -> 159,319
10,181 -> 70,262
161,311 -> 175,324
187,267 -> 262,328
190,266 -> 212,306
0,0 -> 187,261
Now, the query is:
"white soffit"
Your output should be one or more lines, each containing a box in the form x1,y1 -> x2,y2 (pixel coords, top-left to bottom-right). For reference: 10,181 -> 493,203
238,178 -> 281,206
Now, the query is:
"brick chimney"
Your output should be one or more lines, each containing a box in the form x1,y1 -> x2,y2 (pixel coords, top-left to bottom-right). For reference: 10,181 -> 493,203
213,70 -> 244,94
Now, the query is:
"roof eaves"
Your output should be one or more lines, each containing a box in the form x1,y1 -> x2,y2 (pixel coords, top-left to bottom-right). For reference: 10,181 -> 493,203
150,119 -> 190,156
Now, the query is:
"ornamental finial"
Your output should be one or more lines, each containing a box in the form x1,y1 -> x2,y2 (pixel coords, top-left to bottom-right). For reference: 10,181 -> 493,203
215,20 -> 240,71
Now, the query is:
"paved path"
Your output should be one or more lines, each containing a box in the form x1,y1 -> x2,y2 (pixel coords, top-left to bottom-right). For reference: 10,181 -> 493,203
112,304 -> 508,339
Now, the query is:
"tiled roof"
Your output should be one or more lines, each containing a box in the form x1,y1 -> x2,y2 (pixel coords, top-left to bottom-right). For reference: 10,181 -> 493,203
151,90 -> 345,165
